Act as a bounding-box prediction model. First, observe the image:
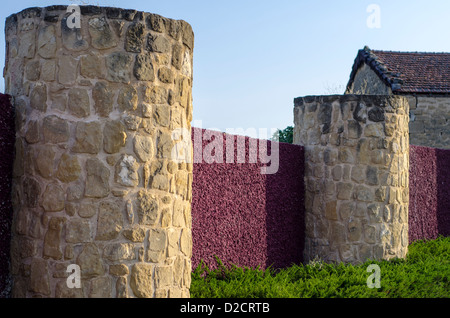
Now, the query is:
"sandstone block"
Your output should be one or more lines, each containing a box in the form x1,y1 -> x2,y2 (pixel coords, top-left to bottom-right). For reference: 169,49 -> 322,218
152,174 -> 169,191
89,276 -> 112,298
103,243 -> 136,261
58,55 -> 78,85
148,228 -> 167,252
116,276 -> 128,298
18,30 -> 36,58
104,120 -> 127,154
133,135 -> 154,162
37,25 -> 56,58
35,145 -> 56,178
336,182 -> 353,200
92,81 -> 114,117
23,177 -> 41,208
96,201 -> 123,240
117,85 -> 138,112
158,67 -> 174,84
355,185 -> 374,202
42,183 -> 65,212
134,54 -> 155,81
110,264 -> 129,276
147,14 -> 166,33
172,43 -> 183,70
25,60 -> 40,81
155,266 -> 173,288
43,115 -> 69,143
137,190 -> 160,225
55,280 -> 84,298
78,202 -> 97,218
25,120 -> 40,144
364,123 -> 384,137
30,83 -> 47,112
43,217 -> 65,260
72,121 -> 103,154
130,263 -> 153,298
85,158 -> 110,198
66,219 -> 93,243
61,17 -> 89,51
56,153 -> 81,183
41,60 -> 56,81
81,53 -> 105,79
68,88 -> 90,118
146,33 -> 170,53
106,52 -> 132,83
115,154 -> 139,187
89,17 -> 117,49
123,227 -> 146,242
77,243 -> 104,278
30,258 -> 50,296
123,115 -> 142,131
125,23 -> 145,53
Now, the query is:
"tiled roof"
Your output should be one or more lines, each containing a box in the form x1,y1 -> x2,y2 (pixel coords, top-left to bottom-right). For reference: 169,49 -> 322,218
347,46 -> 450,94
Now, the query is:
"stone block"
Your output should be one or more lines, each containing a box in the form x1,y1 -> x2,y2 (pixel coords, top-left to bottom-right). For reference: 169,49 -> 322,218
106,52 -> 133,83
72,121 -> 103,154
134,54 -> 155,81
30,258 -> 50,296
43,115 -> 69,143
34,145 -> 56,178
117,85 -> 138,112
147,33 -> 170,53
96,201 -> 123,240
42,183 -> 65,212
89,17 -> 117,50
115,155 -> 139,187
30,83 -> 47,112
68,88 -> 90,118
103,243 -> 136,261
337,182 -> 353,200
81,53 -> 105,79
56,153 -> 81,183
85,158 -> 110,198
77,243 -> 104,278
92,81 -> 114,116
66,219 -> 93,243
104,120 -> 127,154
43,217 -> 65,260
89,276 -> 112,298
133,135 -> 154,162
125,23 -> 145,53
130,263 -> 153,298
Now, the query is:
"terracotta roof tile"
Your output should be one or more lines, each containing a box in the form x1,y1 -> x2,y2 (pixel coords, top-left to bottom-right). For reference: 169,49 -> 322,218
347,46 -> 450,94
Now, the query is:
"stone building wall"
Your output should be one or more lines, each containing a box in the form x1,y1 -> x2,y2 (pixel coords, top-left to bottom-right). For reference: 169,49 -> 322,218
346,63 -> 392,95
347,63 -> 450,149
5,5 -> 194,298
409,96 -> 450,149
294,95 -> 410,264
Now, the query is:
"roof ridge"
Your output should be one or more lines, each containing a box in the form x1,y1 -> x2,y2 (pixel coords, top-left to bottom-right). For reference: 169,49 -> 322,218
371,49 -> 450,55
346,46 -> 450,94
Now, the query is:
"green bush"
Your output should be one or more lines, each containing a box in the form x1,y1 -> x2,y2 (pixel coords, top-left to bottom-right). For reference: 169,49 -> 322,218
191,236 -> 450,298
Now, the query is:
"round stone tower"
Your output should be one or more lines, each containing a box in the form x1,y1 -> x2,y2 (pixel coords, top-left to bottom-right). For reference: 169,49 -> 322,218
5,5 -> 194,298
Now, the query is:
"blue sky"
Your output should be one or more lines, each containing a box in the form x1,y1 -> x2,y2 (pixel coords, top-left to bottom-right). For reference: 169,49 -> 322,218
2,0 -> 450,136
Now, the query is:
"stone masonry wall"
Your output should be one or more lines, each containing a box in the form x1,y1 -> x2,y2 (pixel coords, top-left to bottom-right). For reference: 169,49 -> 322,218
347,63 -> 450,150
5,6 -> 194,298
409,96 -> 450,149
294,95 -> 409,264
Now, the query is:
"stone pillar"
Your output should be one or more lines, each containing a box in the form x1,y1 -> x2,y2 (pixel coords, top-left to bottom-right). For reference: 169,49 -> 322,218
294,95 -> 409,264
5,5 -> 194,298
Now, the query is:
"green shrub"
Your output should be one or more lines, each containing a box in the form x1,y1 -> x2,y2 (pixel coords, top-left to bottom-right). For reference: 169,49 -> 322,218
191,236 -> 450,298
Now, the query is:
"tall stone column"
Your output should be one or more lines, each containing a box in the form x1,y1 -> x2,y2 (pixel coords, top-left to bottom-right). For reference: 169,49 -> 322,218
294,95 -> 409,264
5,5 -> 194,298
